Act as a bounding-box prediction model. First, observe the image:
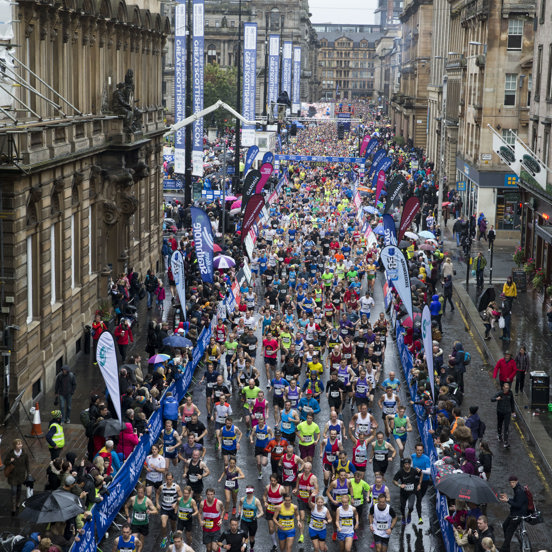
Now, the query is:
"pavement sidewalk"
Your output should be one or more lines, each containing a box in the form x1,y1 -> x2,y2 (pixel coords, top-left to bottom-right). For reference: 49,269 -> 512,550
440,225 -> 552,477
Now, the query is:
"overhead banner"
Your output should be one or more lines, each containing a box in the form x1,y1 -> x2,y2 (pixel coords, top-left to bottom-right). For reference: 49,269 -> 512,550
375,170 -> 386,203
364,139 -> 378,158
382,213 -> 397,246
190,207 -> 214,283
422,306 -> 435,399
360,135 -> 371,157
192,0 -> 204,176
242,22 -> 257,147
255,162 -> 274,194
397,196 -> 421,242
96,332 -> 122,424
241,194 -> 265,242
170,250 -> 187,320
385,174 -> 408,213
282,41 -> 293,98
292,46 -> 301,113
380,245 -> 413,321
174,0 -> 186,174
244,145 -> 259,174
267,34 -> 280,113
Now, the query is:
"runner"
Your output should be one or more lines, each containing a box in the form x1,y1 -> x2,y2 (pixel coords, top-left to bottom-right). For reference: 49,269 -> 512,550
250,416 -> 273,479
349,402 -> 377,442
369,431 -> 396,476
178,395 -> 201,428
183,448 -> 210,502
263,474 -> 285,552
168,531 -> 194,552
279,400 -> 300,444
217,456 -> 245,520
274,494 -> 300,552
388,405 -> 412,459
369,494 -> 397,552
326,469 -> 352,541
156,472 -> 182,549
378,386 -> 401,439
241,378 -> 261,437
350,431 -> 370,478
296,412 -> 320,462
162,420 -> 182,467
350,469 -> 371,522
270,370 -> 289,425
112,523 -> 143,552
308,496 -> 332,552
199,488 -> 224,552
280,443 -> 304,494
238,486 -> 264,552
176,486 -> 198,546
124,483 -> 157,546
392,458 -> 423,525
144,444 -> 167,500
294,461 -> 319,544
320,428 -> 343,488
326,370 -> 345,414
217,416 -> 242,467
264,428 -> 289,477
335,494 -> 358,551
323,409 -> 346,444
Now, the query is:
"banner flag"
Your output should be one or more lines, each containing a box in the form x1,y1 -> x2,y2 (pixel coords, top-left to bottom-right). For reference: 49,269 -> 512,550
364,139 -> 378,158
292,46 -> 301,113
255,162 -> 274,194
382,213 -> 398,246
363,221 -> 378,249
242,169 -> 262,206
190,207 -> 214,283
244,145 -> 259,174
422,306 -> 435,399
282,41 -> 293,98
375,170 -> 386,203
353,191 -> 361,211
242,23 -> 257,147
96,332 -> 122,424
267,34 -> 280,113
174,1 -> 186,173
360,135 -> 371,157
241,194 -> 265,242
192,0 -> 204,176
377,156 -> 393,174
397,197 -> 421,242
368,149 -> 386,178
170,250 -> 187,320
380,245 -> 414,321
262,151 -> 274,165
384,173 -> 409,213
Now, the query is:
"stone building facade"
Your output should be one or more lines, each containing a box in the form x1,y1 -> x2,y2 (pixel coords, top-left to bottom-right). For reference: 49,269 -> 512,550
390,0 -> 433,149
0,0 -> 170,417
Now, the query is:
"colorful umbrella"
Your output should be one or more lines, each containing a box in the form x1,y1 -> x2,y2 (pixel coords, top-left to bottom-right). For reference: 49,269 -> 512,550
231,199 -> 242,210
418,230 -> 435,239
404,231 -> 418,240
442,201 -> 452,207
213,244 -> 223,253
225,195 -> 238,201
373,224 -> 385,236
148,354 -> 171,364
213,254 -> 236,269
419,243 -> 436,251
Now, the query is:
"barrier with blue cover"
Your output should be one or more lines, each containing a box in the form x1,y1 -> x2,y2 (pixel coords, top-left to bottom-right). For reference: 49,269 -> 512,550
394,323 -> 461,552
72,325 -> 213,551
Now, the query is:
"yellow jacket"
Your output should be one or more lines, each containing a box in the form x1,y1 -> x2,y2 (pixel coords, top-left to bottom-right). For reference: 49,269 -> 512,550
503,282 -> 517,298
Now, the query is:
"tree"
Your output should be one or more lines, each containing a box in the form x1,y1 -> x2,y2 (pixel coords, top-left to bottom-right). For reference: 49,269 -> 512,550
204,63 -> 238,131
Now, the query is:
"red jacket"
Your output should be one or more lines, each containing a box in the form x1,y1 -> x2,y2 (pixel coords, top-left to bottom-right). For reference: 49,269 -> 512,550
493,358 -> 517,382
114,324 -> 133,345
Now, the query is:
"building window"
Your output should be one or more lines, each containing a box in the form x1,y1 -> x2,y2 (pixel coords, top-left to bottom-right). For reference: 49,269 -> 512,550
270,8 -> 280,31
502,129 -> 517,146
535,45 -> 543,101
215,20 -> 220,28
205,20 -> 209,27
507,19 -> 523,50
527,74 -> 532,106
504,74 -> 517,106
496,190 -> 521,230
547,45 -> 552,100
540,0 -> 546,23
231,20 -> 235,27
544,128 -> 551,167
71,213 -> 80,289
207,44 -> 217,64
26,234 -> 39,324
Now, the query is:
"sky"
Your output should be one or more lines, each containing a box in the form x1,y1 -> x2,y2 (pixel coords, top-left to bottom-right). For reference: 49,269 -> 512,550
309,0 -> 378,25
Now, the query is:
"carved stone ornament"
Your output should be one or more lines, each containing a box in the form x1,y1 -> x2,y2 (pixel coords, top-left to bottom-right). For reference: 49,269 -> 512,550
119,193 -> 138,216
132,159 -> 149,182
103,200 -> 120,225
29,186 -> 42,203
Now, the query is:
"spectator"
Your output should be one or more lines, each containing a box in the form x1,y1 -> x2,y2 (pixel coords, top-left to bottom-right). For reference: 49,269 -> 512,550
513,346 -> 530,395
465,406 -> 484,445
91,314 -> 108,365
46,410 -> 65,461
144,269 -> 159,310
3,438 -> 30,515
491,383 -> 515,448
117,422 -> 140,459
492,352 -> 516,387
54,366 -> 76,424
467,515 -> 495,552
114,318 -> 134,362
498,475 -> 528,552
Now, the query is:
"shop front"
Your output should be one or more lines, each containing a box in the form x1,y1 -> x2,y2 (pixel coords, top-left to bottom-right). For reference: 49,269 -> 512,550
455,157 -> 521,236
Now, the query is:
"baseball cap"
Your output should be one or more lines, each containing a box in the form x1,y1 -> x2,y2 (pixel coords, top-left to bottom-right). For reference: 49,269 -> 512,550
65,475 -> 76,486
306,389 -> 313,395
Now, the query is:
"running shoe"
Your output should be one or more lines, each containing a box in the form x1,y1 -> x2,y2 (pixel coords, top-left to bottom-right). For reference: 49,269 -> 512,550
370,543 -> 375,548
258,472 -> 263,480
298,534 -> 304,543
504,441 -> 510,448
160,537 -> 167,549
271,546 -> 278,552
224,513 -> 229,521
332,531 -> 337,541
418,517 -> 423,525
407,514 -> 412,524
232,507 -> 237,515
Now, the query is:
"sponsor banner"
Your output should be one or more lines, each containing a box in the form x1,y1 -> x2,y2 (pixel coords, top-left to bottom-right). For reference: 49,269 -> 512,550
422,306 -> 435,399
190,207 -> 214,283
372,156 -> 392,181
515,138 -> 547,190
384,174 -> 408,213
244,145 -> 259,174
255,162 -> 274,194
275,155 -> 364,163
268,34 -> 280,111
262,151 -> 274,165
383,280 -> 393,311
174,0 -> 186,173
353,192 -> 361,210
96,333 -> 122,424
361,220 -> 378,249
170,250 -> 187,320
192,0 -> 204,176
380,246 -> 413,321
242,23 -> 257,147
382,213 -> 397,246
368,149 -> 386,178
163,179 -> 183,191
397,197 -> 421,243
282,41 -> 293,97
268,190 -> 278,205
375,170 -> 386,203
242,169 -> 262,206
71,520 -> 96,552
231,279 -> 241,306
360,135 -> 371,157
364,139 -> 378,158
241,194 -> 265,242
292,46 -> 301,112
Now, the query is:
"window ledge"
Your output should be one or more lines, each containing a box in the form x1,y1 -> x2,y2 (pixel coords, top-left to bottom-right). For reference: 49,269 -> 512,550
26,320 -> 40,333
50,301 -> 63,313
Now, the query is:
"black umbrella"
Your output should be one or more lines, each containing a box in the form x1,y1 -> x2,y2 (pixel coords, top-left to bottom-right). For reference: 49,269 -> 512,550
477,287 -> 496,312
398,240 -> 410,249
94,418 -> 124,438
20,489 -> 84,523
436,473 -> 499,504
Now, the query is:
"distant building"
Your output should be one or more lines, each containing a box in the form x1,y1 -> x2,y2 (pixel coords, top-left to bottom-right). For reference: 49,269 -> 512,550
375,0 -> 405,28
316,25 -> 384,102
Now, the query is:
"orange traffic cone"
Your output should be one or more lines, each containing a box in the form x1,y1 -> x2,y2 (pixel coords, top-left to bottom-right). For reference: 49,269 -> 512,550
30,403 -> 44,438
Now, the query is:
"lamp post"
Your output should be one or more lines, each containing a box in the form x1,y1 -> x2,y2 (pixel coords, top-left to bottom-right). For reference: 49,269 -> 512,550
262,12 -> 269,117
184,0 -> 193,206
233,0 -> 242,193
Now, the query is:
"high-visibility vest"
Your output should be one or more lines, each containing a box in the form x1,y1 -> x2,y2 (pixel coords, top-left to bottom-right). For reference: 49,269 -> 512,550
49,422 -> 65,449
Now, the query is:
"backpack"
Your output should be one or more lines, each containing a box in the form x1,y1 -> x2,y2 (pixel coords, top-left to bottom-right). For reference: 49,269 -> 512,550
463,351 -> 471,365
80,408 -> 92,434
12,536 -> 38,552
475,460 -> 487,480
524,485 -> 535,513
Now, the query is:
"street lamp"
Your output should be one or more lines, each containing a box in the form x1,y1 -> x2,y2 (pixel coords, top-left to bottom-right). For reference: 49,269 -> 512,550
233,0 -> 242,193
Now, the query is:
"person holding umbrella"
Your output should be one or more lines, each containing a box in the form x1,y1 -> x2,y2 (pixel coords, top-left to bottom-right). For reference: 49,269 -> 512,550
3,438 -> 30,516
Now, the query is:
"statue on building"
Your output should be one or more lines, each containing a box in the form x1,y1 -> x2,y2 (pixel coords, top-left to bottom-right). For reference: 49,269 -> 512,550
111,69 -> 143,134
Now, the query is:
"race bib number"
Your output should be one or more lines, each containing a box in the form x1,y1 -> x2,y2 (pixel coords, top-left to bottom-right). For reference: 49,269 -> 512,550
341,517 -> 353,526
282,422 -> 292,430
302,434 -> 313,443
225,480 -> 236,488
134,512 -> 146,521
404,483 -> 414,492
375,453 -> 386,462
353,498 -> 362,507
331,391 -> 340,398
204,519 -> 214,529
311,518 -> 324,530
377,522 -> 388,531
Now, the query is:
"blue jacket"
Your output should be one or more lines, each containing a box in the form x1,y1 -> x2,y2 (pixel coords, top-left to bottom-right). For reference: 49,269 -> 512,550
297,397 -> 321,420
429,295 -> 441,316
163,395 -> 179,420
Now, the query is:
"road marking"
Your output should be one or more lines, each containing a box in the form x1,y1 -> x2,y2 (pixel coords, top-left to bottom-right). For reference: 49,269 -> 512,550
513,419 -> 551,494
454,302 -> 551,494
454,299 -> 487,364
